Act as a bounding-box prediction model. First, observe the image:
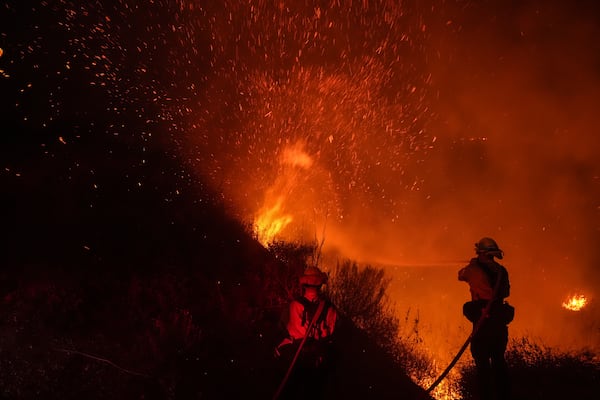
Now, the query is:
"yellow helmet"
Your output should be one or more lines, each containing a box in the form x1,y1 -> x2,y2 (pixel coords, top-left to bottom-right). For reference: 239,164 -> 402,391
299,266 -> 328,286
475,237 -> 504,259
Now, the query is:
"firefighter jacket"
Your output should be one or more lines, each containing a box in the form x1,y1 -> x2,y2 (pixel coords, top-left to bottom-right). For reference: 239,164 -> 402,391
286,294 -> 337,341
459,258 -> 510,301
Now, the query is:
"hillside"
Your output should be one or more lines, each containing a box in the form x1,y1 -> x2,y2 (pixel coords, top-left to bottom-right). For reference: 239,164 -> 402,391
1,128 -> 432,399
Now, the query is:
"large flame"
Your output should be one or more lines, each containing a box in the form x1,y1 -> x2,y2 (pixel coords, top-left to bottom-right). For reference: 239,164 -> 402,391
253,143 -> 318,246
562,294 -> 588,312
180,0 -> 600,393
254,196 -> 293,246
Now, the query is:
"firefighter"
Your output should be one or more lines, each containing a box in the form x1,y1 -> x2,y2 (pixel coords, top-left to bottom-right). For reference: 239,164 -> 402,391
274,266 -> 338,399
459,237 -> 513,400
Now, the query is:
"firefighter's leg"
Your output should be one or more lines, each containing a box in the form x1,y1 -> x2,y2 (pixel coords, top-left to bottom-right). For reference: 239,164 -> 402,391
490,326 -> 510,400
471,333 -> 493,400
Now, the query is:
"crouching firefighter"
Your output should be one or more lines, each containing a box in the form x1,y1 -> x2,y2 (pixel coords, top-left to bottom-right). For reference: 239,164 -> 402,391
459,237 -> 515,400
273,266 -> 338,400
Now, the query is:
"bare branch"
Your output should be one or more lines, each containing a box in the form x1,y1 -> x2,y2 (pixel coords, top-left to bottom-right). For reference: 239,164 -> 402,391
56,348 -> 149,378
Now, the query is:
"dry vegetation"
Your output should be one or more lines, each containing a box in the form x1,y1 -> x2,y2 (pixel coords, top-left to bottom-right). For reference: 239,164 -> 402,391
1,166 -> 598,400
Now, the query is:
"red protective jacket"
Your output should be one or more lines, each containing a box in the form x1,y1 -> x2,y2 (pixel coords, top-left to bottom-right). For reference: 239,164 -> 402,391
286,294 -> 337,341
458,258 -> 510,301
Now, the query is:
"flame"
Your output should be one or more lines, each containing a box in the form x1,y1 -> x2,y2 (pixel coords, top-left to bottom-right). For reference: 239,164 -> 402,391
253,143 -> 318,246
281,145 -> 313,169
562,294 -> 588,311
254,196 -> 293,246
417,371 -> 462,400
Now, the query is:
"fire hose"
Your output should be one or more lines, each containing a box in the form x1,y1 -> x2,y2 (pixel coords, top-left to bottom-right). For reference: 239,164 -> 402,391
272,299 -> 326,400
425,305 -> 489,394
426,267 -> 505,394
273,300 -> 325,400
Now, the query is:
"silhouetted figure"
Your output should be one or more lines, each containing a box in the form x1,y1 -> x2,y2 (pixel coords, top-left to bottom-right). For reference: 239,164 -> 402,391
459,237 -> 514,400
274,266 -> 338,400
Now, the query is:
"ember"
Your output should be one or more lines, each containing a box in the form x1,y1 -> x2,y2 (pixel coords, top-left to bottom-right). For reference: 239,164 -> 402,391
562,294 -> 588,312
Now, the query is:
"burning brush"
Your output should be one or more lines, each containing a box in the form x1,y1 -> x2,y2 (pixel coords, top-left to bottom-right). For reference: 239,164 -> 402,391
562,293 -> 589,312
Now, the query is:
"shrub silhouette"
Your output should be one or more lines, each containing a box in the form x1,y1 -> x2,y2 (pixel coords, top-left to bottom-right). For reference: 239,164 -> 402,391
458,337 -> 600,400
327,260 -> 434,387
328,260 -> 399,350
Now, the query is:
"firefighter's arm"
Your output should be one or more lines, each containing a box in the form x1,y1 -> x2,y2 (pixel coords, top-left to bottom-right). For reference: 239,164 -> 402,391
458,266 -> 470,282
275,301 -> 305,357
286,300 -> 306,340
481,266 -> 507,319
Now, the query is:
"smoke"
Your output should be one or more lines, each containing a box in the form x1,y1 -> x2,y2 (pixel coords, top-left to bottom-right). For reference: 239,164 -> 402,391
183,1 -> 600,352
91,0 -> 598,355
5,0 -> 597,381
382,0 -> 600,352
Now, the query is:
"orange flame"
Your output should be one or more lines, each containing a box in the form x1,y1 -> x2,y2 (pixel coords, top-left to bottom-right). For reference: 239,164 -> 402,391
562,294 -> 588,311
254,196 -> 293,246
281,145 -> 313,169
253,143 -> 315,246
418,375 -> 461,400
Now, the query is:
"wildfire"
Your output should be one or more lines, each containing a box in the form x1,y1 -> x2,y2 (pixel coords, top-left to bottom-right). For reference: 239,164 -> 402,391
562,294 -> 588,311
418,372 -> 461,400
253,143 -> 317,246
281,145 -> 313,169
254,197 -> 293,246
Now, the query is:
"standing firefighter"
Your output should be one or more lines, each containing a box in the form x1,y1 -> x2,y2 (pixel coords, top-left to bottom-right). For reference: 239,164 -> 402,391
273,266 -> 338,400
459,237 -> 514,400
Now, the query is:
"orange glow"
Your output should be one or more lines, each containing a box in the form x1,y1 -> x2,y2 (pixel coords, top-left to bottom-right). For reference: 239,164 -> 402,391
254,196 -> 293,246
187,1 -> 600,389
562,294 -> 588,311
253,143 -> 317,246
281,145 -> 313,169
418,371 -> 462,400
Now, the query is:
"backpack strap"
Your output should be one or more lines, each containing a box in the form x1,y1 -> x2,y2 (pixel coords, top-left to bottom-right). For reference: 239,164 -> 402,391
296,296 -> 329,327
307,299 -> 326,338
295,296 -> 311,327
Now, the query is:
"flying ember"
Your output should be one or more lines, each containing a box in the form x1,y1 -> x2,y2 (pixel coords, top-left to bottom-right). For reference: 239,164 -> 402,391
562,294 -> 588,311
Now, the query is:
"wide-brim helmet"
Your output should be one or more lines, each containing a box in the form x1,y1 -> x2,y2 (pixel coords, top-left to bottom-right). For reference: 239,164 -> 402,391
299,266 -> 328,286
475,237 -> 504,259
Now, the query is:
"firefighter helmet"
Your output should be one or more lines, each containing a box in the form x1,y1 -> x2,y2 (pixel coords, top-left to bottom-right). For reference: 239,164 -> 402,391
475,237 -> 504,259
299,266 -> 328,286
